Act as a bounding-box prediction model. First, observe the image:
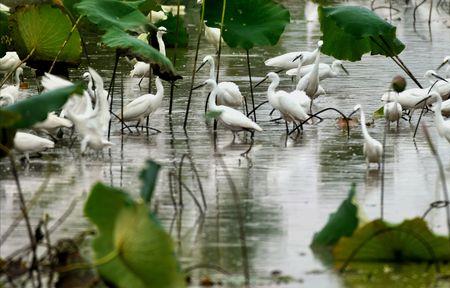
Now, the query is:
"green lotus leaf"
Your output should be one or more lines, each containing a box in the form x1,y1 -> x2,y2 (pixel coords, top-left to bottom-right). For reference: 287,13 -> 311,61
311,184 -> 359,248
318,5 -> 405,61
84,183 -> 185,288
0,83 -> 81,158
75,0 -> 149,31
139,160 -> 161,204
102,28 -> 176,75
204,0 -> 290,50
373,106 -> 384,119
9,4 -> 82,66
155,12 -> 188,48
4,83 -> 82,129
124,0 -> 161,15
333,218 -> 450,263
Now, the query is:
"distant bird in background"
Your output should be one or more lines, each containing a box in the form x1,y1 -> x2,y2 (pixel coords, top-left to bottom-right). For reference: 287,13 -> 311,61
13,132 -> 54,162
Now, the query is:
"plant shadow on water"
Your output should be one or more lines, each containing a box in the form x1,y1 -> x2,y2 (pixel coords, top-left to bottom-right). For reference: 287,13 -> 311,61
1,0 -> 450,287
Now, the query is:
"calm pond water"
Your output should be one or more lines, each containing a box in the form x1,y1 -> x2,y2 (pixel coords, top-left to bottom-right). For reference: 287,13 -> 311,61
1,1 -> 450,287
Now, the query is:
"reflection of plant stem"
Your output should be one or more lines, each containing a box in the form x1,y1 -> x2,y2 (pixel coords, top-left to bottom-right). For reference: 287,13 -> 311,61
422,124 -> 450,236
42,214 -> 54,287
246,50 -> 255,122
0,47 -> 35,89
0,144 -> 41,287
183,0 -> 205,130
49,15 -> 83,74
172,170 -> 204,215
107,51 -> 120,140
381,120 -> 386,220
218,156 -> 250,286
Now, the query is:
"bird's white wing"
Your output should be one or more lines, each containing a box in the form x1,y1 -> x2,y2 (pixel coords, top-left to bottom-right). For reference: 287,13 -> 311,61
219,106 -> 262,131
122,96 -> 151,120
264,52 -> 299,68
41,73 -> 73,91
279,92 -> 309,121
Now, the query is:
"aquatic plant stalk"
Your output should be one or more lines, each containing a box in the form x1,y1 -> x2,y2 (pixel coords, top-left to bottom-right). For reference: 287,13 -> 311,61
246,50 -> 256,121
107,51 -> 120,140
49,15 -> 83,74
169,0 -> 181,115
183,1 -> 206,130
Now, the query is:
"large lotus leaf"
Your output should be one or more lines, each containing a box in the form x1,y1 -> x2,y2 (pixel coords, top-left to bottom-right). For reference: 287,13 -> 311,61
75,0 -> 148,31
84,183 -> 185,288
4,84 -> 82,129
0,110 -> 19,158
124,0 -> 161,15
318,6 -> 405,61
155,12 -> 188,48
311,184 -> 359,248
139,160 -> 161,204
0,11 -> 11,58
102,28 -> 176,76
9,4 -> 82,66
333,218 -> 450,263
204,0 -> 290,50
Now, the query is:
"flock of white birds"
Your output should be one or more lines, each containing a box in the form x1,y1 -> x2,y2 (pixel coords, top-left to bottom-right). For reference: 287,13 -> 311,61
0,5 -> 450,168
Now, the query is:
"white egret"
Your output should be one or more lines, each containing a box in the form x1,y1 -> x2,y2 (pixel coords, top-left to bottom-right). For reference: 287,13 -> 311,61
295,41 -> 324,99
383,92 -> 402,127
13,132 -> 54,162
130,27 -> 167,83
32,113 -> 73,135
381,87 -> 435,119
204,23 -> 223,52
41,73 -> 93,117
0,67 -> 23,106
161,5 -> 185,16
0,52 -> 25,75
264,72 -> 309,134
196,55 -> 244,108
199,79 -> 262,137
353,104 -> 383,168
431,92 -> 450,143
264,42 -> 321,69
121,76 -> 164,132
148,10 -> 167,23
286,60 -> 349,80
437,56 -> 450,77
424,70 -> 450,100
84,68 -> 110,135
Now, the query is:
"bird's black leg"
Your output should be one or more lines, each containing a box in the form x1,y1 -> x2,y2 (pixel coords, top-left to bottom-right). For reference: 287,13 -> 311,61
240,130 -> 254,157
269,108 -> 276,116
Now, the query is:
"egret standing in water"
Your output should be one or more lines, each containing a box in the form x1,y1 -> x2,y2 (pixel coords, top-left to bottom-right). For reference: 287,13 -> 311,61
430,92 -> 450,143
424,70 -> 450,100
13,132 -> 54,162
0,67 -> 23,106
0,52 -> 25,76
383,92 -> 402,128
130,27 -> 167,82
121,76 -> 164,133
204,23 -> 223,52
196,55 -> 244,109
286,60 -> 349,80
264,72 -> 309,135
353,104 -> 383,169
196,79 -> 262,142
264,41 -> 321,69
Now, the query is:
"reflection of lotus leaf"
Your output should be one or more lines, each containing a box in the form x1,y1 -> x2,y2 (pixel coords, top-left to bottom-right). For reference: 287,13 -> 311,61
204,0 -> 290,50
85,183 -> 185,288
10,4 -> 82,66
318,6 -> 405,61
334,218 -> 450,264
